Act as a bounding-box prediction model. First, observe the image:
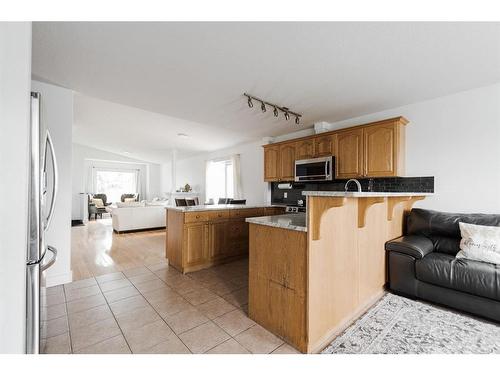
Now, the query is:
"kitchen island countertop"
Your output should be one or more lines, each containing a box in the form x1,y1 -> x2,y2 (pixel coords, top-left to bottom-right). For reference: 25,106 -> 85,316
246,213 -> 306,232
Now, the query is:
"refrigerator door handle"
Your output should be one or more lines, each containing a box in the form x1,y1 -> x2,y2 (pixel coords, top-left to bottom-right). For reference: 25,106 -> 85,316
41,245 -> 57,272
43,130 -> 58,232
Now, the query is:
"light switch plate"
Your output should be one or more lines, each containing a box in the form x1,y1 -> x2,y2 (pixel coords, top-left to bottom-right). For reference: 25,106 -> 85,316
284,192 -> 288,198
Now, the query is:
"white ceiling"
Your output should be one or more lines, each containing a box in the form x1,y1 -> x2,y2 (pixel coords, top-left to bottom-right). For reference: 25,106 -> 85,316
72,93 -> 247,163
32,22 -> 500,163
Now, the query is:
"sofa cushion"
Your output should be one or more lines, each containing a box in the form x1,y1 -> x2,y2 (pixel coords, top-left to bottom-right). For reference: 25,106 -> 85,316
456,222 -> 500,265
407,209 -> 500,256
416,252 -> 500,301
385,235 -> 434,259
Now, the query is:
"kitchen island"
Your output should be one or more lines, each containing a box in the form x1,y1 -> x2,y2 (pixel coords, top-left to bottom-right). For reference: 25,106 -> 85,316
166,204 -> 284,273
247,192 -> 432,353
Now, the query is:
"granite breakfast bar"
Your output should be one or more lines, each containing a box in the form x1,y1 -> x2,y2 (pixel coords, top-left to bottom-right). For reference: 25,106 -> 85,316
247,191 -> 432,353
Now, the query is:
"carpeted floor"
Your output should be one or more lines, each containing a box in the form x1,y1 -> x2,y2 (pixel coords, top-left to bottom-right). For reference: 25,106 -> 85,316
322,293 -> 500,354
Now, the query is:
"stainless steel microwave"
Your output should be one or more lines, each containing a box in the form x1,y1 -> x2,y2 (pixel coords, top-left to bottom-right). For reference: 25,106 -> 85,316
294,156 -> 334,182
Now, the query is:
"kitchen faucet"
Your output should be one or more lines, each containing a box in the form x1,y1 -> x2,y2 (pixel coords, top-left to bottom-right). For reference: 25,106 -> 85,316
345,179 -> 362,192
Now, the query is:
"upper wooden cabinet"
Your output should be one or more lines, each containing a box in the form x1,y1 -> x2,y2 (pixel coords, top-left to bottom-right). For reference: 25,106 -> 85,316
335,129 -> 364,179
295,139 -> 315,160
336,120 -> 406,178
263,116 -> 408,182
264,145 -> 280,181
279,143 -> 296,181
313,135 -> 334,157
364,122 -> 404,177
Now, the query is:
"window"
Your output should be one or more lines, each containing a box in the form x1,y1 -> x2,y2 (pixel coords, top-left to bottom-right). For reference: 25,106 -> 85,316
206,158 -> 233,203
93,168 -> 138,203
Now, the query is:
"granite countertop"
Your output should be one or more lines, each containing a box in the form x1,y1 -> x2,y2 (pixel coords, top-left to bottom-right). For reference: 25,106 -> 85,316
246,213 -> 307,232
302,191 -> 434,197
166,204 -> 286,212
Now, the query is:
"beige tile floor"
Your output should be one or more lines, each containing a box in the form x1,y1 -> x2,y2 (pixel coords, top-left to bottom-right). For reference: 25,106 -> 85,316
41,258 -> 300,354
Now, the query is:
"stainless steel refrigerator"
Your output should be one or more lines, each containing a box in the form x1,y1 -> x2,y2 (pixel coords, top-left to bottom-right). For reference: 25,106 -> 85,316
26,92 -> 59,354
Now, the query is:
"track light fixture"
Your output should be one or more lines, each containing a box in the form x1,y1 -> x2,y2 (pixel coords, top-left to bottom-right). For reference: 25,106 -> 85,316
283,107 -> 290,121
243,93 -> 302,125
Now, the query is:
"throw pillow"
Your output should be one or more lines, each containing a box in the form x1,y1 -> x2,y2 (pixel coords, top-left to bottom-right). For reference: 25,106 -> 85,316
124,197 -> 136,203
92,198 -> 104,208
456,222 -> 500,265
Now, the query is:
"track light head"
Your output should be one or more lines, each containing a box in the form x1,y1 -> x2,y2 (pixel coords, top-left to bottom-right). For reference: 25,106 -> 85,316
295,116 -> 300,125
273,107 -> 279,117
261,101 -> 266,113
283,108 -> 290,121
247,97 -> 253,108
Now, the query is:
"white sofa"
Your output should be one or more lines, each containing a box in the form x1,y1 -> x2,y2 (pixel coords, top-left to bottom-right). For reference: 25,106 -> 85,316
110,204 -> 166,232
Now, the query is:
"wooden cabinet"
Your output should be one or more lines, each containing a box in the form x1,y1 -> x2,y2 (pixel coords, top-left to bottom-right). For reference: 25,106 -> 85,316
249,224 -> 308,352
279,143 -> 296,181
227,220 -> 248,256
335,128 -> 364,179
167,206 -> 285,273
184,224 -> 209,267
295,139 -> 315,160
313,135 -> 334,157
209,221 -> 229,261
263,116 -> 407,182
364,122 -> 404,177
264,145 -> 280,182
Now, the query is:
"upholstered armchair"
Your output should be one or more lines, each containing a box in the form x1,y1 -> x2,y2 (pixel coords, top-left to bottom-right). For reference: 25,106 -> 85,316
88,193 -> 111,220
121,193 -> 139,202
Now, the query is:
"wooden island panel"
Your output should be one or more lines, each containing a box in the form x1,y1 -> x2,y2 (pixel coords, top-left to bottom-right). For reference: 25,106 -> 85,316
248,194 -> 426,353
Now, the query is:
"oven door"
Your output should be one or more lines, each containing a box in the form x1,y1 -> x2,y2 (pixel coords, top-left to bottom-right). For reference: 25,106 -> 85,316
294,156 -> 333,182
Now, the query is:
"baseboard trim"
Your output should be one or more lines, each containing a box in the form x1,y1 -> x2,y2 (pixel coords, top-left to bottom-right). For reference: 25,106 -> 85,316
114,226 -> 166,234
308,290 -> 385,353
45,271 -> 73,287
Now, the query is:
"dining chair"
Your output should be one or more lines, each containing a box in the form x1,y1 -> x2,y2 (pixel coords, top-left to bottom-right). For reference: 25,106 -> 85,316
228,199 -> 246,205
175,198 -> 187,207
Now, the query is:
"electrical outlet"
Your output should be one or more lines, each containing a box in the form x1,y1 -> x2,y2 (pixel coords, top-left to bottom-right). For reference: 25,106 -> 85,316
284,192 -> 288,199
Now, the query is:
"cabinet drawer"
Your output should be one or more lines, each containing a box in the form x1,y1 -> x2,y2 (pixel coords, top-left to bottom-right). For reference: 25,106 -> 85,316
184,212 -> 209,223
229,208 -> 265,218
264,207 -> 285,215
207,210 -> 230,221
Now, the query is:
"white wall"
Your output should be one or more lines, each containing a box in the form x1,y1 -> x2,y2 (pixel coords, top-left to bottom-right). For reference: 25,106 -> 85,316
0,22 -> 31,353
320,83 -> 500,214
72,143 -> 162,220
31,80 -> 74,286
170,141 -> 269,205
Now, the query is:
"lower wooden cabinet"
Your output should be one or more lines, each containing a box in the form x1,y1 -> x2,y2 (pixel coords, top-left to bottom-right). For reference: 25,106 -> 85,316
249,224 -> 308,352
184,224 -> 209,267
167,207 -> 285,273
208,221 -> 229,261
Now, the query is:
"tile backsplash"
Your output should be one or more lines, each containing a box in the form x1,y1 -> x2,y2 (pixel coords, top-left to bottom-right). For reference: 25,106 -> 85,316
271,176 -> 434,206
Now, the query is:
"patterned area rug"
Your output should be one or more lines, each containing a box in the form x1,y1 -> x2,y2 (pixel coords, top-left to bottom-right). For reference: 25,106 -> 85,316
322,293 -> 500,354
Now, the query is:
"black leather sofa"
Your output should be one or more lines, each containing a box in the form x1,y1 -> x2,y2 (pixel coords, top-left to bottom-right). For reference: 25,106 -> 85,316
385,208 -> 500,322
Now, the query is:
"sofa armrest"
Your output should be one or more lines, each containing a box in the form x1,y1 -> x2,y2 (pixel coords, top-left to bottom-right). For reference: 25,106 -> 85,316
385,235 -> 434,259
